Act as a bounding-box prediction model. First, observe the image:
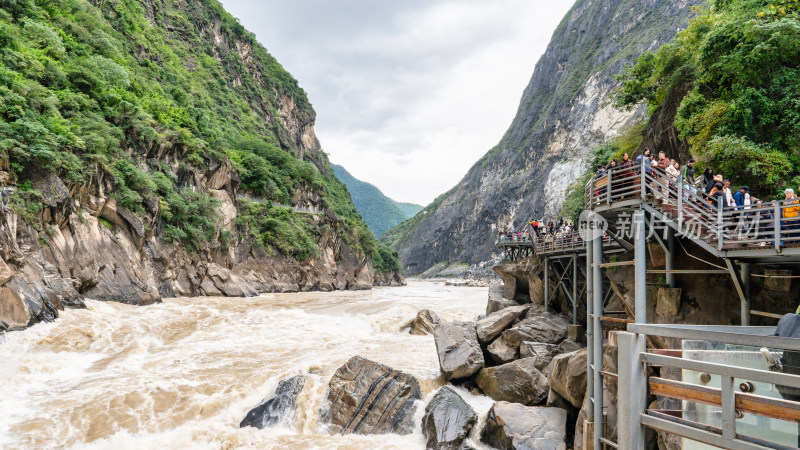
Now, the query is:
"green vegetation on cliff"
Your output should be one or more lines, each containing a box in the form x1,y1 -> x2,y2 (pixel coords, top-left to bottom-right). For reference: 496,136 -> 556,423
615,0 -> 800,195
331,164 -> 422,238
0,0 -> 391,268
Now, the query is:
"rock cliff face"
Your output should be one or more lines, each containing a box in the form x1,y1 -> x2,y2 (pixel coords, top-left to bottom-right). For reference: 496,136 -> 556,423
386,0 -> 701,274
0,1 -> 375,330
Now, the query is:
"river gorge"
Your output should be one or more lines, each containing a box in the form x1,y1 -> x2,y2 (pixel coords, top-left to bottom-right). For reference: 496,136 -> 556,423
0,281 -> 494,449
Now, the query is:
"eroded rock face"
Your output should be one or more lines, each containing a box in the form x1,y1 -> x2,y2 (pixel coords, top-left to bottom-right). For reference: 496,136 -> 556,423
487,283 -> 520,315
481,401 -> 566,450
323,356 -> 421,435
548,349 -> 588,408
434,322 -> 485,380
240,375 -> 306,429
475,358 -> 549,406
476,305 -> 528,344
407,309 -> 442,335
422,387 -> 477,450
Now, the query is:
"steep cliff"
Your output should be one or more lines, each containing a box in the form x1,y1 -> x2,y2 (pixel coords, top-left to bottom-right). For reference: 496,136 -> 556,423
0,0 -> 379,330
384,0 -> 701,274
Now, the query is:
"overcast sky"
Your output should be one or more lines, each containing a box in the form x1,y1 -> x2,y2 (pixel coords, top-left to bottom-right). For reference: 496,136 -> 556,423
218,0 -> 573,205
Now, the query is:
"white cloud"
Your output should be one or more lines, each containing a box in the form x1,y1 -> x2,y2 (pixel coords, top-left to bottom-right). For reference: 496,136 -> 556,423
218,0 -> 573,205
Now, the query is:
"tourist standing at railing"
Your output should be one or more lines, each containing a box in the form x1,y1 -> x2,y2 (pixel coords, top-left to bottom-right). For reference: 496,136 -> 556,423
723,180 -> 735,207
702,168 -> 715,193
782,189 -> 800,244
666,159 -> 679,181
656,151 -> 670,169
635,148 -> 651,164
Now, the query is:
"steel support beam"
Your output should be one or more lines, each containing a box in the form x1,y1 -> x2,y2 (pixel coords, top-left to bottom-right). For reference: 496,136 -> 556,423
592,233 -> 604,449
724,259 -> 749,326
634,210 -> 647,324
586,238 -> 595,424
618,331 -> 647,449
573,254 -> 578,325
742,263 -> 751,327
666,228 -> 676,288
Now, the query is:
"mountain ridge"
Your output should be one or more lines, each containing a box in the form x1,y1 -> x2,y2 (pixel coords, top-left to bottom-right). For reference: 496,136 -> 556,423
331,164 -> 422,238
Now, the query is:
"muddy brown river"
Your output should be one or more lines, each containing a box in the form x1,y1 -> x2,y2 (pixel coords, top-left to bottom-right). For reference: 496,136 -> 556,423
0,280 -> 494,449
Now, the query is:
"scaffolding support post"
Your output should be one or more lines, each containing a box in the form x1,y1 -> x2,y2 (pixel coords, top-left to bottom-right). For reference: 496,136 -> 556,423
618,331 -> 647,450
586,238 -> 595,428
592,232 -> 604,450
635,210 -> 647,324
572,254 -> 578,325
742,262 -> 751,326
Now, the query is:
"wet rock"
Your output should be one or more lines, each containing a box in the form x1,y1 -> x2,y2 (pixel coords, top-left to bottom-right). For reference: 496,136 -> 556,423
500,313 -> 569,349
481,401 -> 566,450
323,356 -> 421,435
487,337 -> 518,365
556,339 -> 581,354
240,375 -> 306,429
548,349 -> 587,408
520,342 -> 558,370
476,305 -> 528,344
422,387 -> 477,450
475,358 -> 549,405
0,284 -> 30,329
434,321 -> 485,380
408,309 -> 442,335
487,284 -> 520,315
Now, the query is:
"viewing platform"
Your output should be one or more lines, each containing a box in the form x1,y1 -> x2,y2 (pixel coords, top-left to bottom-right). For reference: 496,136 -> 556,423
493,160 -> 800,449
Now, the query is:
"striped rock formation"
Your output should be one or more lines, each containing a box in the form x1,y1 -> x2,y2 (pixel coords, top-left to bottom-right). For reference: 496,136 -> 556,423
323,356 -> 422,435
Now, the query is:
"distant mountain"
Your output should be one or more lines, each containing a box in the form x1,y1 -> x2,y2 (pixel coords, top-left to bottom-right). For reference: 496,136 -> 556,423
331,164 -> 423,238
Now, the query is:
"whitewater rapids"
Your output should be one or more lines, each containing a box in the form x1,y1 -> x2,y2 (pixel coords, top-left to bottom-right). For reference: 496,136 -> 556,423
0,280 -> 495,449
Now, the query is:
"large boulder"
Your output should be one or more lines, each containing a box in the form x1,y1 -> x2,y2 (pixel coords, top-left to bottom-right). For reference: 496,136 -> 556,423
476,305 -> 528,344
548,349 -> 588,408
556,339 -> 582,354
475,358 -> 549,405
487,283 -> 520,315
520,342 -> 558,370
422,387 -> 478,450
481,401 -> 566,450
487,337 -> 519,365
323,356 -> 422,434
240,375 -> 306,429
434,321 -> 485,380
500,313 -> 569,349
408,309 -> 442,335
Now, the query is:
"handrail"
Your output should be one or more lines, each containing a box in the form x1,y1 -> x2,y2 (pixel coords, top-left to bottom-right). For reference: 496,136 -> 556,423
618,324 -> 800,449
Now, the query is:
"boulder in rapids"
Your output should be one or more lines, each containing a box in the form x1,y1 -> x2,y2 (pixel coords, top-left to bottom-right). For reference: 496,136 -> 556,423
520,342 -> 558,370
548,348 -> 588,408
500,313 -> 569,349
422,387 -> 477,450
434,321 -> 485,380
476,305 -> 528,344
481,401 -> 566,450
407,309 -> 442,335
323,356 -> 421,435
475,358 -> 549,405
240,375 -> 306,429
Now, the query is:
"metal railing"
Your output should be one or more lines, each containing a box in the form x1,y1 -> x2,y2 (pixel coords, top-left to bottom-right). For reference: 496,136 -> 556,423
584,161 -> 800,254
618,324 -> 800,449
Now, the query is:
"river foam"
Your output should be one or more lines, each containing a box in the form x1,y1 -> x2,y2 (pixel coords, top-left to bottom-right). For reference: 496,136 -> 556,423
0,280 -> 491,449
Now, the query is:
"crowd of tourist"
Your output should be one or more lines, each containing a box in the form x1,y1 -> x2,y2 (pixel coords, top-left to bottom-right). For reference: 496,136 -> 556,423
497,219 -> 577,244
